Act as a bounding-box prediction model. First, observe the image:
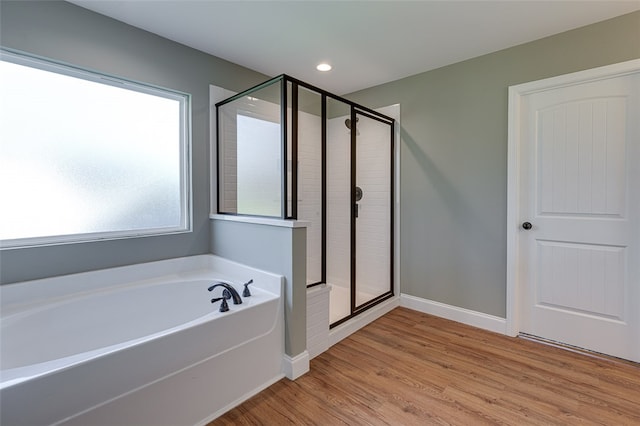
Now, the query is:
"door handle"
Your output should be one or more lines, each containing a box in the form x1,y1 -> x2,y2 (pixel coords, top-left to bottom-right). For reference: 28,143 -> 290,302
355,186 -> 363,202
522,222 -> 532,230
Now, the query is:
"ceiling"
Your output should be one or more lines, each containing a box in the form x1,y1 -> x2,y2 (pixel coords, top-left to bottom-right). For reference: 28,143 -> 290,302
68,1 -> 640,95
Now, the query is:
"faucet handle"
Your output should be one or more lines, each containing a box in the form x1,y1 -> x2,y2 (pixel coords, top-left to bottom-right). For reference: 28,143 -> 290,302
243,279 -> 254,297
211,297 -> 229,312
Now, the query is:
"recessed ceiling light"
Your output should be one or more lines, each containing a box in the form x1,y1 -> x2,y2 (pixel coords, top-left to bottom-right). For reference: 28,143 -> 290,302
316,63 -> 332,72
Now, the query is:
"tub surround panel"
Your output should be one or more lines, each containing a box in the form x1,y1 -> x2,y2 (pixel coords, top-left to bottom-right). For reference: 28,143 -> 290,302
0,253 -> 280,311
63,342 -> 285,426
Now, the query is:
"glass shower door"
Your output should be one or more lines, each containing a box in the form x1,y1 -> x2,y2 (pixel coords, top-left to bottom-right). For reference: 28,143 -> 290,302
326,102 -> 394,327
354,110 -> 393,310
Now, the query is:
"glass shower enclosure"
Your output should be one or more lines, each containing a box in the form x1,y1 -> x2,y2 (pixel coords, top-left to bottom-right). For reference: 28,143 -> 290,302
216,75 -> 394,327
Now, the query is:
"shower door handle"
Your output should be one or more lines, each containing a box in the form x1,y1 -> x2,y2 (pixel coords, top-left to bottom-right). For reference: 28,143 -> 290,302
354,203 -> 359,218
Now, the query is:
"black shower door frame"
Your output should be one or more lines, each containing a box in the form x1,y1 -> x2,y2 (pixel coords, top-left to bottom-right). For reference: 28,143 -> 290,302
216,74 -> 395,326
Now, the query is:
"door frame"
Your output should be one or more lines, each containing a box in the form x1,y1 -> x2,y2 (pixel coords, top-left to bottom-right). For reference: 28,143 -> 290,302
505,59 -> 640,337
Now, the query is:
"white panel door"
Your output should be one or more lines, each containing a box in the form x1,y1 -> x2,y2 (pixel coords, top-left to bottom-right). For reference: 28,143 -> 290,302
517,69 -> 639,361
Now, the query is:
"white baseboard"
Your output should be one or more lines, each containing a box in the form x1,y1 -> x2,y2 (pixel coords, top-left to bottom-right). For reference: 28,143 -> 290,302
328,296 -> 400,347
400,294 -> 507,335
282,350 -> 310,380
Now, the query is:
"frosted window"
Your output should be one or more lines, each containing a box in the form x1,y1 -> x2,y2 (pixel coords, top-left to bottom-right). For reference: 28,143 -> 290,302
0,50 -> 191,248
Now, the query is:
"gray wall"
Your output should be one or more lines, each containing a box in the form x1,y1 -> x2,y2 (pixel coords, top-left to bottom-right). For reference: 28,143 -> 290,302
2,1 -> 637,326
0,1 -> 267,284
346,11 -> 640,317
210,220 -> 307,357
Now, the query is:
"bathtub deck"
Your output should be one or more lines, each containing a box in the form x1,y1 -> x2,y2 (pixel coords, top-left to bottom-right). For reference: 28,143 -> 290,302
211,307 -> 640,425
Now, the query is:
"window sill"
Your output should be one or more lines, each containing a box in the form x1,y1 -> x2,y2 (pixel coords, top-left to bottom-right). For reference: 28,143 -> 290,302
209,214 -> 310,228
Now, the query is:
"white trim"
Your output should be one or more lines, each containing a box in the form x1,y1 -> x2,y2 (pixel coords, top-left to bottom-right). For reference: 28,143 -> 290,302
282,351 -> 310,380
0,49 -> 192,250
505,82 -> 522,337
210,214 -> 310,228
401,294 -> 507,335
509,59 -> 640,95
506,59 -> 640,337
378,104 -> 402,300
328,297 -> 400,347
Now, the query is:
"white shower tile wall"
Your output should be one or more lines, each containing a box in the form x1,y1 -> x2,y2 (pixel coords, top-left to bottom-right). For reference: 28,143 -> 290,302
326,117 -> 352,291
220,107 -> 238,213
300,109 -> 392,330
324,114 -> 391,299
306,284 -> 331,359
354,117 -> 392,302
297,111 -> 323,284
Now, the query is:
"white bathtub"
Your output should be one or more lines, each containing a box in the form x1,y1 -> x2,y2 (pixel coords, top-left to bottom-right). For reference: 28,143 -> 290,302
0,255 -> 285,425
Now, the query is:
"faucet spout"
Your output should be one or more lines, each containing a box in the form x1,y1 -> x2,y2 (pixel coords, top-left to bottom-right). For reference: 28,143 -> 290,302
207,282 -> 243,305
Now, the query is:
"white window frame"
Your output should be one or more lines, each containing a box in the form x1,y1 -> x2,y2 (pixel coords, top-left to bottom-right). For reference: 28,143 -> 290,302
0,49 -> 192,249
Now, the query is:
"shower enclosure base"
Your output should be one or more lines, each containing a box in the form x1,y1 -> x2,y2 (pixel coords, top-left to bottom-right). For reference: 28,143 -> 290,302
328,295 -> 400,347
328,284 -> 378,325
329,285 -> 349,324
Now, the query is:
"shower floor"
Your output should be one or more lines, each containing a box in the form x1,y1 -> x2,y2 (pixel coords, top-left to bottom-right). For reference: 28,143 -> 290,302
329,285 -> 350,324
329,284 -> 377,325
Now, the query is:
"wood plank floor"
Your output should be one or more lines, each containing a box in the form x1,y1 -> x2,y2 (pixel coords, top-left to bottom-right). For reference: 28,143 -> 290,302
211,308 -> 640,425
